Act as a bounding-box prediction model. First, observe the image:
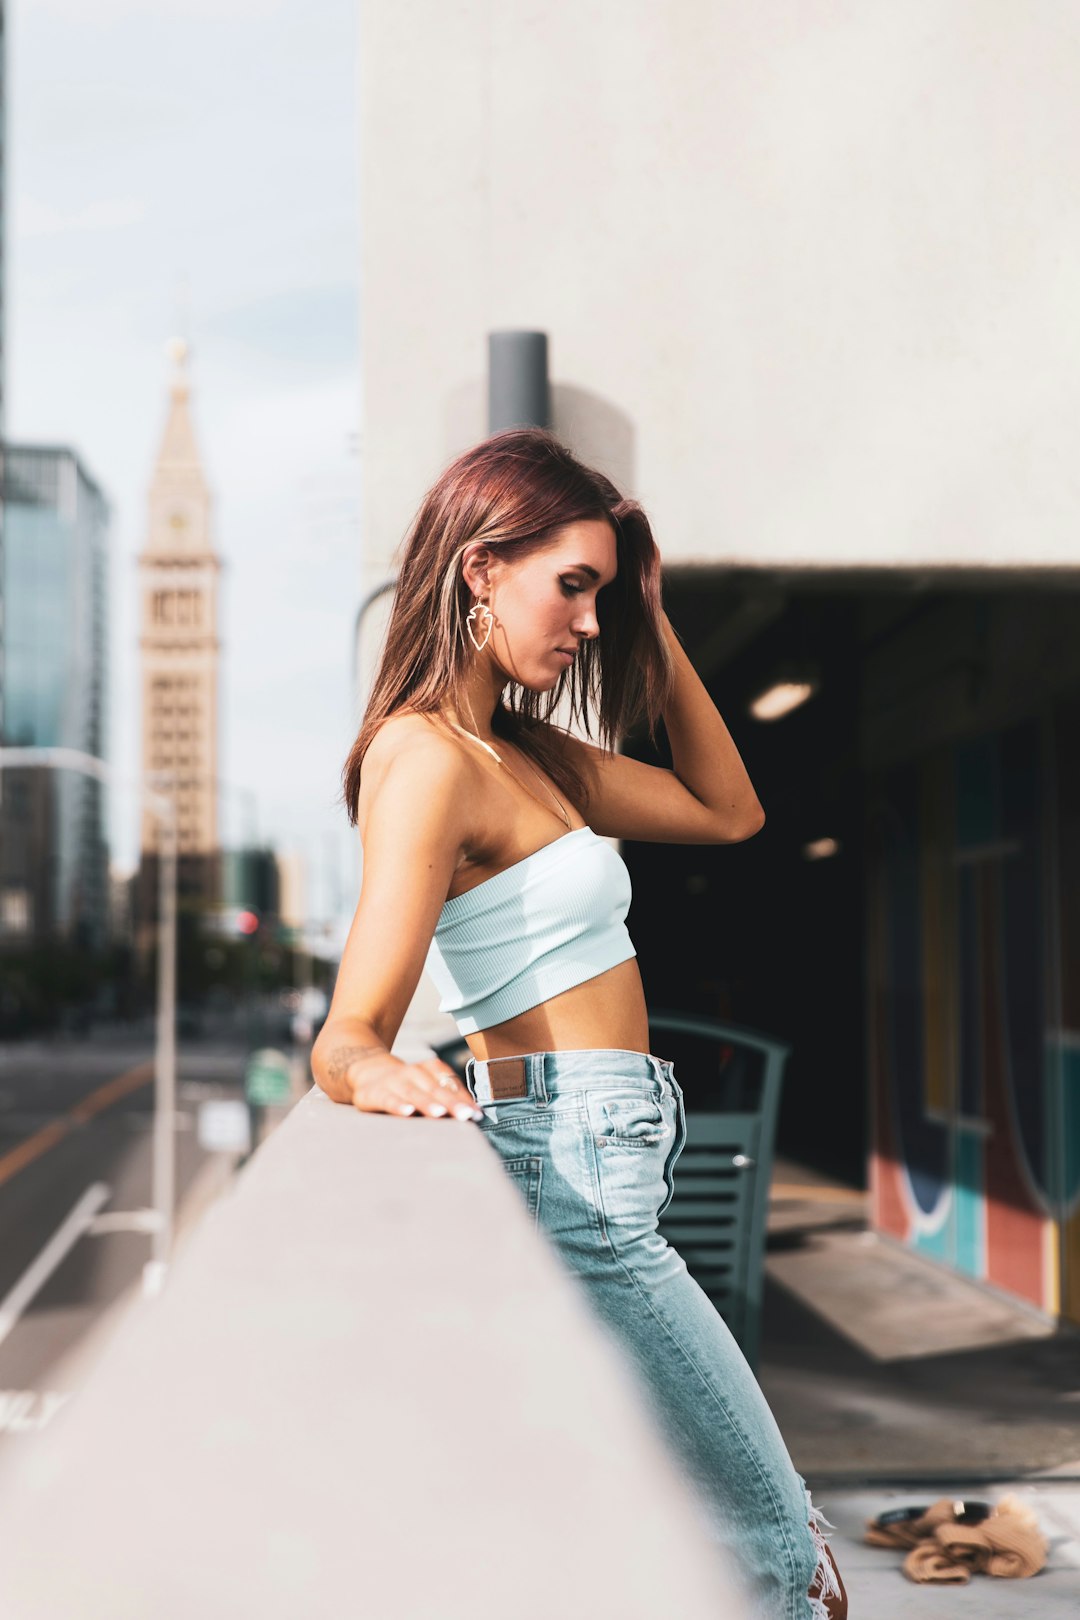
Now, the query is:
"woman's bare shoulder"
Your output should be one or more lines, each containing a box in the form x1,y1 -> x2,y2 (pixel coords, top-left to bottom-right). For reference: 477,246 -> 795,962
364,709 -> 478,770
357,711 -> 480,835
366,708 -> 437,753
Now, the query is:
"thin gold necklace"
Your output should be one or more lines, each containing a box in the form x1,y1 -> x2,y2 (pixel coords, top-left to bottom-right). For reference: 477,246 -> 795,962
442,715 -> 572,830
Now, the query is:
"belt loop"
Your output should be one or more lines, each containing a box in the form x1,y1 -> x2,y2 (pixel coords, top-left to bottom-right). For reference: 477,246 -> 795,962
648,1053 -> 665,1089
464,1057 -> 478,1101
532,1052 -> 550,1106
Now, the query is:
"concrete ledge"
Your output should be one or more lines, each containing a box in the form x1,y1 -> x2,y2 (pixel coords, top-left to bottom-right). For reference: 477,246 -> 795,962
0,1085 -> 745,1618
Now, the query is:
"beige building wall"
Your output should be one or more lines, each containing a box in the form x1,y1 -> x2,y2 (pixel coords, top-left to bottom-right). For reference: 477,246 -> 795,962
138,341 -> 222,857
359,3 -> 1080,593
357,4 -> 1080,1039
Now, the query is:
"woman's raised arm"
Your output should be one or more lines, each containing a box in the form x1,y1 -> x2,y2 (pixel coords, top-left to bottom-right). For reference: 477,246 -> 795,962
552,610 -> 765,845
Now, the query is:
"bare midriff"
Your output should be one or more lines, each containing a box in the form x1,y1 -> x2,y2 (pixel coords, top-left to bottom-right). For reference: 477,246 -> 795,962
462,955 -> 651,1062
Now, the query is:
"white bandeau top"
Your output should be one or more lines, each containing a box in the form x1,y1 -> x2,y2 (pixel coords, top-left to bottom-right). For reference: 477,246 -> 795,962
424,825 -> 635,1036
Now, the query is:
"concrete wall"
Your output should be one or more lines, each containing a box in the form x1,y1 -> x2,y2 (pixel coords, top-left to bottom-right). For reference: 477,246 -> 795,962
359,3 -> 1080,584
0,1085 -> 747,1617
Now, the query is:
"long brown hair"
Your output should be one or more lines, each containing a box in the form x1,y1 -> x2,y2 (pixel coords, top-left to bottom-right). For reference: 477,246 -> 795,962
341,427 -> 674,825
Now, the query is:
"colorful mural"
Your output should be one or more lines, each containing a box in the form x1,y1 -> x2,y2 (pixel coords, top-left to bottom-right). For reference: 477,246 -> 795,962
869,697 -> 1080,1324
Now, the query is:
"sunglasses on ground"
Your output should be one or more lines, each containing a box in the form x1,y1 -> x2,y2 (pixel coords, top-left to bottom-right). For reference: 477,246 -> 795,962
874,1500 -> 992,1529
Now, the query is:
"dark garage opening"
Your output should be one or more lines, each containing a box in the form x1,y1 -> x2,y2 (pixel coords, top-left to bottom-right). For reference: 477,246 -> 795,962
623,566 -> 1080,1192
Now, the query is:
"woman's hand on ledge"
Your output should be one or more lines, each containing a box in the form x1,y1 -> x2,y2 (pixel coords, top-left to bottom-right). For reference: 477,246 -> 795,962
315,1035 -> 483,1122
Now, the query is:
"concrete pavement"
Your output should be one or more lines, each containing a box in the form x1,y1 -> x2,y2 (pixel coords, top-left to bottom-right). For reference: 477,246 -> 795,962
759,1160 -> 1080,1612
817,1480 -> 1080,1616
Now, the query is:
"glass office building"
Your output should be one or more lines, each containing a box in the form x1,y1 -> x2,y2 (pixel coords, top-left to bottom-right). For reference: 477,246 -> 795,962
0,445 -> 110,948
0,1 -> 8,753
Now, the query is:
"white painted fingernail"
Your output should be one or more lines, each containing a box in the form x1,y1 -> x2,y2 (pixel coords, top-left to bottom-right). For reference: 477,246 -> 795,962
430,1104 -> 448,1116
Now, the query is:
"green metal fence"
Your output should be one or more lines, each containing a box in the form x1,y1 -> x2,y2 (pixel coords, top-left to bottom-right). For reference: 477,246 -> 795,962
649,1011 -> 788,1371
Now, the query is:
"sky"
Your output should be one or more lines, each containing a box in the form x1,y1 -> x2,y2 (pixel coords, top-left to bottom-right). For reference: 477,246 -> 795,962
7,0 -> 361,939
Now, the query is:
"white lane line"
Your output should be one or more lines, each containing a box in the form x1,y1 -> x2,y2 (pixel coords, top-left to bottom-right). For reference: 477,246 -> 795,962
0,1183 -> 112,1349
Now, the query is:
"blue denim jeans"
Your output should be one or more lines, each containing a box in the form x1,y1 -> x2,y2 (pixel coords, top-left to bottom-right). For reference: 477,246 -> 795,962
464,1046 -> 831,1620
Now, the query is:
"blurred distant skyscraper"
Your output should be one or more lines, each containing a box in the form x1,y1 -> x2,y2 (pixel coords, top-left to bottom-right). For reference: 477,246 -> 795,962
137,340 -> 222,916
0,7 -> 114,955
0,0 -> 8,749
0,446 -> 110,948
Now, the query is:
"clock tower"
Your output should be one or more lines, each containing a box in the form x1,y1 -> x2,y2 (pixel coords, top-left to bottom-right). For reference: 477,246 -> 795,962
137,339 -> 222,881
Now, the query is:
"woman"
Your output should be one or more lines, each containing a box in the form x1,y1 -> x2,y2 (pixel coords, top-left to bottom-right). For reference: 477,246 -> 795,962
311,427 -> 847,1620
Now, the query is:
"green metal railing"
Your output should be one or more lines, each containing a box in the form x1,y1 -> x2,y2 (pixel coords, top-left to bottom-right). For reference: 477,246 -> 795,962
649,1011 -> 788,1371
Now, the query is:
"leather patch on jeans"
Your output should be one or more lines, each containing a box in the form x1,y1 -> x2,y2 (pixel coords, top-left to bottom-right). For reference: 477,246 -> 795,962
488,1057 -> 527,1100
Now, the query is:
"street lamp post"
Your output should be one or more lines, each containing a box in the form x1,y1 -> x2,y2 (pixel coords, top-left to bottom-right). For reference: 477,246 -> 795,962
146,768 -> 264,1050
0,746 -> 178,1294
349,577 -> 397,901
149,787 -> 177,1289
351,575 -> 397,714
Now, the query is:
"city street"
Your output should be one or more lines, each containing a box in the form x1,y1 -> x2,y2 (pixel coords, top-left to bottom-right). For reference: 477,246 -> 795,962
0,1024 -> 251,1447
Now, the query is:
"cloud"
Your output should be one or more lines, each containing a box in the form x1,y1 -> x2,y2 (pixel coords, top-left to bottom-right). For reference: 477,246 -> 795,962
15,194 -> 148,239
30,0 -> 290,21
199,285 -> 358,383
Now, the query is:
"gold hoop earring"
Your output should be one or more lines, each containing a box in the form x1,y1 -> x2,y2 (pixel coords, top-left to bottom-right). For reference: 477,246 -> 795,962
466,599 -> 494,651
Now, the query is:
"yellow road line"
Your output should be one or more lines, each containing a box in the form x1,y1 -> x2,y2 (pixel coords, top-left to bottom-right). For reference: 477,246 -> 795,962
0,1061 -> 155,1189
69,1062 -> 154,1123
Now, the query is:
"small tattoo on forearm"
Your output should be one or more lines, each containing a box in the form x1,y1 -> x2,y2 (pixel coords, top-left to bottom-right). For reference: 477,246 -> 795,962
326,1045 -> 388,1086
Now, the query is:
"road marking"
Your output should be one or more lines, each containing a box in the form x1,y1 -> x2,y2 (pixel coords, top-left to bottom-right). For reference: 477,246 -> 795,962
88,1208 -> 163,1235
0,1061 -> 153,1188
0,1390 -> 71,1433
69,1062 -> 155,1124
0,1183 -> 112,1349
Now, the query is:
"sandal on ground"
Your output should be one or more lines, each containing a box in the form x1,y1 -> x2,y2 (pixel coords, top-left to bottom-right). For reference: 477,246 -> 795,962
904,1540 -> 979,1583
928,1494 -> 1048,1581
899,1495 -> 1047,1584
